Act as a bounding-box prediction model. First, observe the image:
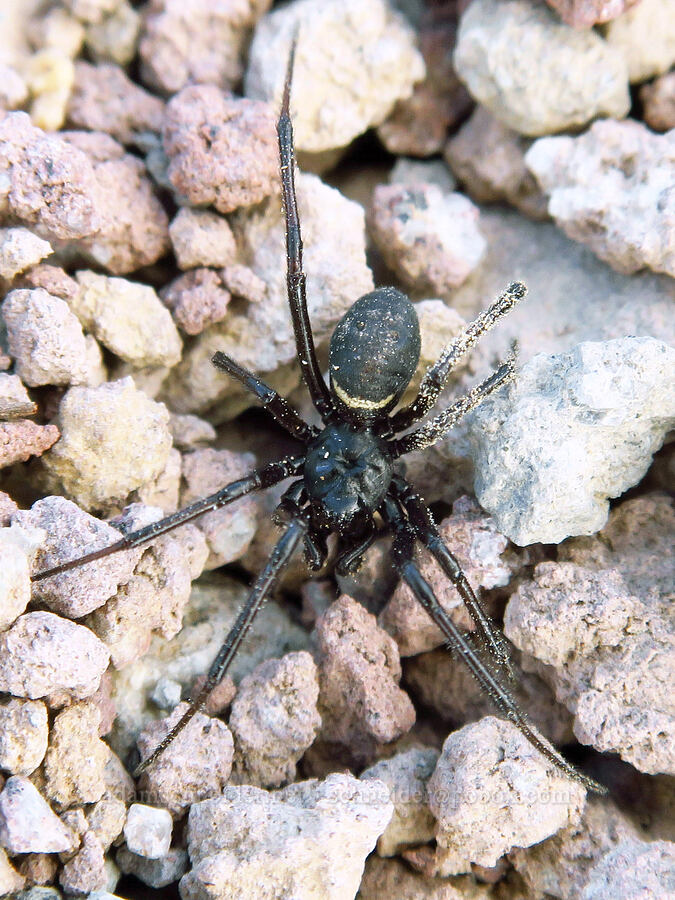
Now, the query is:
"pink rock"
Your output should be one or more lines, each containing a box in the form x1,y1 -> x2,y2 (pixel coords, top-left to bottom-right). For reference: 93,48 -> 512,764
169,207 -> 237,270
67,61 -> 165,144
59,830 -> 107,894
313,595 -> 415,767
220,263 -> 267,304
17,263 -> 79,301
163,86 -> 278,213
161,268 -> 231,335
137,702 -> 234,816
0,492 -> 18,526
545,0 -> 641,27
0,420 -> 59,468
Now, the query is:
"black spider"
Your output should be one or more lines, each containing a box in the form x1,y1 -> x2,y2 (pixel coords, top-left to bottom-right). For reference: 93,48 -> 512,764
33,43 -> 605,795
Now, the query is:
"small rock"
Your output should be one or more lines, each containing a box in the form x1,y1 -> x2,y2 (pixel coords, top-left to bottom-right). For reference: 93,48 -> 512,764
444,106 -> 547,219
603,0 -> 675,82
0,420 -> 59,469
123,803 -> 172,859
28,5 -> 85,58
163,88 -> 278,213
160,269 -> 231,336
40,377 -> 173,513
137,702 -> 234,816
220,264 -> 267,304
64,0 -> 120,26
168,413 -> 216,450
0,112 -> 100,241
86,796 -> 127,852
2,288 -> 100,387
526,120 -> 675,278
389,157 -> 457,193
25,48 -> 75,132
427,717 -> 586,875
179,448 -> 258,569
169,208 -> 236,271
17,851 -> 54,888
640,71 -> 675,132
454,0 -> 630,136
359,854 -> 492,900
16,263 -> 79,301
73,271 -> 182,368
471,338 -> 675,544
229,651 -> 321,788
116,846 -> 188,889
67,61 -> 165,144
182,773 -> 393,900
0,374 -> 36,419
0,611 -> 109,702
0,493 -> 19,527
360,746 -> 439,857
0,64 -> 28,110
380,496 -> 515,656
368,184 -> 485,295
43,702 -> 109,809
59,829 -> 107,894
0,228 -> 52,280
0,529 -> 30,629
0,776 -> 77,854
313,595 -> 415,767
139,0 -> 269,93
544,0 -> 641,28
85,0 -> 140,66
582,838 -> 675,900
245,0 -> 424,153
0,700 -> 48,776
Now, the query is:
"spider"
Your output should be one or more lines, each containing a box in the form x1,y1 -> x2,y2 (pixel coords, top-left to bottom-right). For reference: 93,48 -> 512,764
32,42 -> 605,795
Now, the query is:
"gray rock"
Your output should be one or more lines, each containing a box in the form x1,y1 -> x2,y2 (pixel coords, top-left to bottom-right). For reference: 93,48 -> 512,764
454,0 -> 629,136
470,338 -> 675,544
181,773 -> 393,900
116,846 -> 188,889
526,120 -> 675,278
245,0 -> 424,153
581,838 -> 675,900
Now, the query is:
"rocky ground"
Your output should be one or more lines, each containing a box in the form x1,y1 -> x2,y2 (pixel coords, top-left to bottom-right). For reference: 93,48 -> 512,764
0,0 -> 673,898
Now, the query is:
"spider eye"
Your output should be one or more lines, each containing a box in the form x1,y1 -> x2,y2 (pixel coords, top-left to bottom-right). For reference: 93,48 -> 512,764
329,287 -> 420,419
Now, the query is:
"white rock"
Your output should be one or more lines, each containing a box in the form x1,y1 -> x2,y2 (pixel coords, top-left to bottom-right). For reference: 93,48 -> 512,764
0,699 -> 48,775
581,838 -> 675,900
454,0 -> 630,136
0,776 -> 76,854
245,0 -> 424,153
0,530 -> 31,630
169,208 -> 236,270
182,773 -> 393,900
603,0 -> 675,82
470,337 -> 675,545
0,373 -> 37,419
0,227 -> 51,279
72,271 -> 182,368
526,120 -> 675,278
124,803 -> 173,859
427,717 -> 586,875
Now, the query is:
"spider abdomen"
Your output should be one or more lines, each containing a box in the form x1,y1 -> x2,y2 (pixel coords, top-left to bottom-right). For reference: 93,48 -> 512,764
304,423 -> 392,532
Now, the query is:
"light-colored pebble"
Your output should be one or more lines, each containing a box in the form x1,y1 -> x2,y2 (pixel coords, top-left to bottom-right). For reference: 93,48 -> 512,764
169,208 -> 236,270
0,699 -> 48,776
0,228 -> 51,280
0,776 -> 77,854
43,702 -> 109,809
123,803 -> 172,859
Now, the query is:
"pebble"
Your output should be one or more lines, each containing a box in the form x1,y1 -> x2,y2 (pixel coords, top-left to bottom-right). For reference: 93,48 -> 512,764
470,337 -> 675,544
368,183 -> 486,295
0,611 -> 110,702
229,651 -> 321,788
67,61 -> 164,145
43,702 -> 109,809
169,208 -> 237,271
0,776 -> 77,854
0,420 -> 59,469
59,829 -> 107,894
0,63 -> 28,110
73,270 -> 182,368
25,48 -> 75,132
85,0 -> 140,66
427,717 -> 586,875
163,88 -> 278,213
526,120 -> 675,278
182,773 -> 393,900
160,268 -> 231,336
0,228 -> 52,280
454,0 -> 630,136
123,803 -> 172,859
313,595 -> 415,767
116,846 -> 188,889
245,0 -> 424,153
545,0 -> 640,28
0,699 -> 48,776
640,71 -> 675,132
2,288 -> 101,387
40,377 -> 173,513
581,839 -> 675,900
603,0 -> 675,82
0,373 -> 36,419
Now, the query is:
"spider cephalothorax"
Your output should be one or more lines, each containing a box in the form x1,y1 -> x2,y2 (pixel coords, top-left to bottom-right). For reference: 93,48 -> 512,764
31,41 -> 605,795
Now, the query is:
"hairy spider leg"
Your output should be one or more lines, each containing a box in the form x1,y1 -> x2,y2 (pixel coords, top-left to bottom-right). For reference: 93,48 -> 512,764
211,351 -> 316,442
391,346 -> 517,456
389,474 -> 515,682
31,457 -> 305,580
391,281 -> 526,433
278,35 -> 334,422
383,495 -> 607,795
135,512 -> 309,775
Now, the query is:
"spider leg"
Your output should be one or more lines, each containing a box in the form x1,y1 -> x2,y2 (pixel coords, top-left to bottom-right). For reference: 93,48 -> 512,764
335,519 -> 377,576
212,352 -> 317,442
390,474 -> 515,682
382,495 -> 607,795
391,346 -> 517,457
391,282 -> 526,432
134,511 -> 308,775
278,36 -> 334,422
31,456 -> 305,581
